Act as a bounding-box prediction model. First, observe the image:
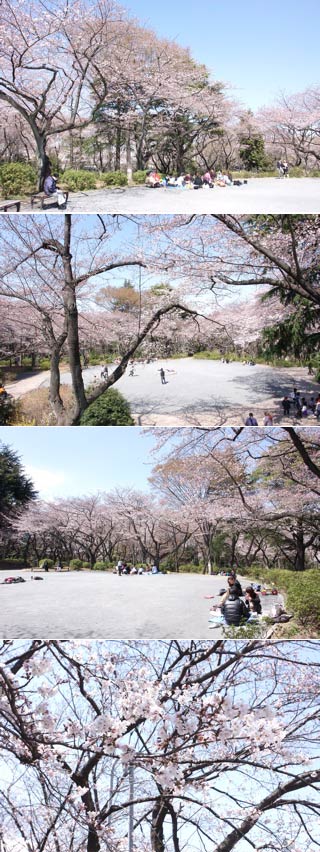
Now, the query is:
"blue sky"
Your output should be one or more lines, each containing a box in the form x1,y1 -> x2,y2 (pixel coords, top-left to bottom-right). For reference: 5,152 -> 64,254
127,0 -> 320,109
0,427 -> 155,499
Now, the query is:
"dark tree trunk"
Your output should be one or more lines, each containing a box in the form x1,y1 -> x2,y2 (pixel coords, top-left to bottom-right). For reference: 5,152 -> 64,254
62,216 -> 88,421
151,799 -> 167,852
294,520 -> 306,571
49,346 -> 68,425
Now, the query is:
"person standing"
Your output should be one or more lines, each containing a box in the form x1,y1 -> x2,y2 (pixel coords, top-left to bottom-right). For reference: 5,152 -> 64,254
160,368 -> 166,385
282,396 -> 291,416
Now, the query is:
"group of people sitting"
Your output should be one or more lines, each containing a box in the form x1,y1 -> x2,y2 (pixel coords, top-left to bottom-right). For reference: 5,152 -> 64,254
282,390 -> 320,419
145,170 -> 244,189
208,572 -> 263,628
114,560 -> 163,575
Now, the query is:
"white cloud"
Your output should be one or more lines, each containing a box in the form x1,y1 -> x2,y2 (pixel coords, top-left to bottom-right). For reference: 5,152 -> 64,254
25,464 -> 67,498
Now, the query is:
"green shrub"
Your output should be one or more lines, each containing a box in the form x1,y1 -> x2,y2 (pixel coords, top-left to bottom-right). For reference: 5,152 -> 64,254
178,563 -> 205,573
192,350 -> 222,360
80,388 -> 134,426
61,169 -> 97,191
132,170 -> 148,184
0,162 -> 37,197
82,561 -> 91,570
93,561 -> 110,571
100,171 -> 127,187
38,358 -> 51,370
286,573 -> 320,632
0,395 -> 20,425
69,558 -> 84,569
0,558 -> 27,569
288,166 -> 305,177
39,558 -> 54,570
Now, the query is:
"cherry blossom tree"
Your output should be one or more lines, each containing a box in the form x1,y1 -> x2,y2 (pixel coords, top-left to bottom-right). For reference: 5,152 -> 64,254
0,0 -> 135,183
0,214 -> 218,425
0,640 -> 319,852
257,87 -> 320,168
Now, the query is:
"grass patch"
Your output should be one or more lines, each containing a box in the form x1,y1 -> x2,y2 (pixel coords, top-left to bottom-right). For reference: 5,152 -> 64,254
16,386 -> 74,425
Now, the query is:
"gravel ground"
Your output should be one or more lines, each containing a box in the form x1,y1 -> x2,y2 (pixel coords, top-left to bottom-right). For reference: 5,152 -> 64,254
1,571 -> 278,639
17,178 -> 320,214
33,359 -> 318,426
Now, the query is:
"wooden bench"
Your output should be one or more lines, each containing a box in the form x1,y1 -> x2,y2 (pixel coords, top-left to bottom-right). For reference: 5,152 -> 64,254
0,200 -> 21,212
30,190 -> 69,210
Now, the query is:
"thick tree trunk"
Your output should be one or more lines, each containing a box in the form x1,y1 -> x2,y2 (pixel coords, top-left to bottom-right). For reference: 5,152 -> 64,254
49,347 -> 68,425
294,520 -> 306,571
151,799 -> 167,852
115,124 -> 121,171
62,216 -> 88,422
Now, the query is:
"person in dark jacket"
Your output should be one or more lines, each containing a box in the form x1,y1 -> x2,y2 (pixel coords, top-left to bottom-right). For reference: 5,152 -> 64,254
221,589 -> 249,626
245,586 -> 262,614
227,575 -> 243,596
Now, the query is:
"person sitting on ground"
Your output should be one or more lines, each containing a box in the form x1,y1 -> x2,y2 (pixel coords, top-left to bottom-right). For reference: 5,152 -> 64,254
193,174 -> 203,189
245,586 -> 262,614
245,412 -> 258,426
263,411 -> 273,426
145,170 -> 162,187
202,170 -> 213,186
0,383 -> 8,399
221,588 -> 249,626
219,574 -> 243,606
167,175 -> 178,186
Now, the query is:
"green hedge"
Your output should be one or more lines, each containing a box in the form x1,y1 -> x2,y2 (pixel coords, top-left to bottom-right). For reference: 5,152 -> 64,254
0,558 -> 27,570
93,561 -> 112,571
100,171 -> 127,186
39,558 -> 54,569
80,388 -> 134,426
177,563 -> 205,573
132,170 -> 148,184
286,573 -> 320,631
69,559 -> 84,569
0,162 -> 37,197
0,395 -> 19,425
244,565 -> 320,633
61,169 -> 97,191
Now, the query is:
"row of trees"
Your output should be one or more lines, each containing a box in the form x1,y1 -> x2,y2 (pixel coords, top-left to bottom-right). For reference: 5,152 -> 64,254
0,1 -> 319,176
1,428 -> 319,573
0,214 -> 319,425
0,639 -> 319,852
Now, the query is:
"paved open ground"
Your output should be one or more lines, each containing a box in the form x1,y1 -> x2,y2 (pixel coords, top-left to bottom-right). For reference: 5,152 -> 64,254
18,178 -> 320,214
29,359 -> 319,426
1,571 -> 277,639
